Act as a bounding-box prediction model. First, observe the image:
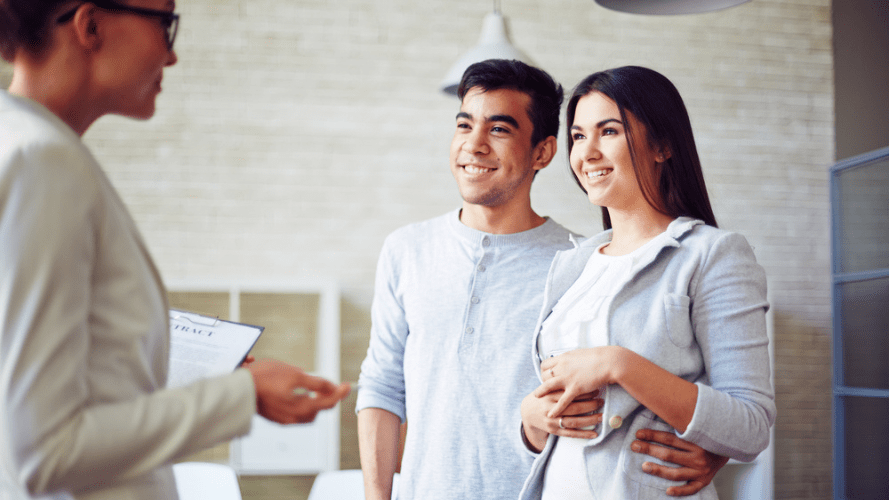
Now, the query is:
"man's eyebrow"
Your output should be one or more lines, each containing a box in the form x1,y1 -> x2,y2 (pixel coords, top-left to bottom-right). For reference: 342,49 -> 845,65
455,112 -> 520,130
488,114 -> 520,129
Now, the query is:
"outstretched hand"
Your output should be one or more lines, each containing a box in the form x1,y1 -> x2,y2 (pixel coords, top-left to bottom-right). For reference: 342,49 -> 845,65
631,429 -> 729,497
247,359 -> 351,424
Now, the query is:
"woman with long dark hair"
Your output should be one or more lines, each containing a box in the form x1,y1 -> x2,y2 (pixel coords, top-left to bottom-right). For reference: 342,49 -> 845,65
519,66 -> 775,499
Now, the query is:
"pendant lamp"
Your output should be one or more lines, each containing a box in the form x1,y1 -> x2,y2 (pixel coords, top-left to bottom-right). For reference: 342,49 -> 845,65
440,3 -> 536,95
594,0 -> 750,15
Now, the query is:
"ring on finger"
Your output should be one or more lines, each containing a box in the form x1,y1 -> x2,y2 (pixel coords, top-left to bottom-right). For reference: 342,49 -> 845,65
559,417 -> 565,429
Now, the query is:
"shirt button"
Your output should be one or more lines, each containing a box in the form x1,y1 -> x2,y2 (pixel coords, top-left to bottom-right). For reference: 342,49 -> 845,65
609,415 -> 623,429
465,327 -> 474,334
482,237 -> 490,247
477,264 -> 486,272
471,296 -> 480,304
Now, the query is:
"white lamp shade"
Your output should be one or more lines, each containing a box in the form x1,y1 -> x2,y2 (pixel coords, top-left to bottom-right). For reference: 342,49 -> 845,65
595,0 -> 750,15
440,11 -> 536,95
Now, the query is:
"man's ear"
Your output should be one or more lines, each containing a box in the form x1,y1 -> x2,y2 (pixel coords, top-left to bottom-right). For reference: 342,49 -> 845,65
70,5 -> 103,52
531,135 -> 558,172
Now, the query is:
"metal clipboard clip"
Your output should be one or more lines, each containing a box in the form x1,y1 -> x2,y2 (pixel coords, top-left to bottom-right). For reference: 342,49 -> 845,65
171,311 -> 220,326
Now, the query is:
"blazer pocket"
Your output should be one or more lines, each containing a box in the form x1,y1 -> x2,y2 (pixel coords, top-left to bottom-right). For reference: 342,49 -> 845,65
663,293 -> 694,348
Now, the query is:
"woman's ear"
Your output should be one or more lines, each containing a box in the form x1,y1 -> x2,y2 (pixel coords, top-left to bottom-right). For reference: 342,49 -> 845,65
656,146 -> 672,163
71,5 -> 103,52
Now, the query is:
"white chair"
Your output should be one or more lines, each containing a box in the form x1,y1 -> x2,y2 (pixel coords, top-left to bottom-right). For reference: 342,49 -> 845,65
308,470 -> 400,500
172,462 -> 243,500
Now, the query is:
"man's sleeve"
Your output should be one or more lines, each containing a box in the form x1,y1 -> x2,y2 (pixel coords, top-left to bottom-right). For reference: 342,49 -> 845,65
355,234 -> 409,422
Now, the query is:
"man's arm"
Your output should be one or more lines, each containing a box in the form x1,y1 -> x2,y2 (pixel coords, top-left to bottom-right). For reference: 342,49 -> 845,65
358,408 -> 402,500
632,429 -> 729,497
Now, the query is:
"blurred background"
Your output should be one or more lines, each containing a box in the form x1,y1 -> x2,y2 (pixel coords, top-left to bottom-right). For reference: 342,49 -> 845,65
3,0 -> 887,498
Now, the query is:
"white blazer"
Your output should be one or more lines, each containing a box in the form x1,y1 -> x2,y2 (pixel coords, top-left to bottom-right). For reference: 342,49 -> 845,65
0,92 -> 255,500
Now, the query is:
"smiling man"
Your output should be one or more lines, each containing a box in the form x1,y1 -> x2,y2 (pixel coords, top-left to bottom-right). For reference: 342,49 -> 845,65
355,59 -> 726,500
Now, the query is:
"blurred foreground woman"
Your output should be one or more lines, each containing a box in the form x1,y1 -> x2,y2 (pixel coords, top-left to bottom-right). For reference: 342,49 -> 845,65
0,1 -> 349,498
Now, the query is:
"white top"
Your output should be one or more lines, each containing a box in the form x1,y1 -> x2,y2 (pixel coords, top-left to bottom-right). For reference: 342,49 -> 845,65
538,237 -> 662,500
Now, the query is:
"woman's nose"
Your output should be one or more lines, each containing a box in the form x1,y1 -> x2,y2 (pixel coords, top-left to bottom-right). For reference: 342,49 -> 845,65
578,139 -> 601,162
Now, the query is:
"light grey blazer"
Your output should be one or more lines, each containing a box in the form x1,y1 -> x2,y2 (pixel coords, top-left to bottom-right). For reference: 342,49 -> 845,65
0,92 -> 255,500
518,217 -> 776,500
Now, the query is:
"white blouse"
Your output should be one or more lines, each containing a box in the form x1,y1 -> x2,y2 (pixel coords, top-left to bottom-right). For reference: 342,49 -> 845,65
537,236 -> 664,500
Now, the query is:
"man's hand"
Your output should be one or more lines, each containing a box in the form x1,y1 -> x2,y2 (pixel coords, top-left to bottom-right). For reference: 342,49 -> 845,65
631,429 -> 729,497
247,359 -> 350,424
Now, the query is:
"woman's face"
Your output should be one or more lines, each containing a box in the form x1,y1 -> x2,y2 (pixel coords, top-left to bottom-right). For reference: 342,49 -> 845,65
94,0 -> 178,119
568,91 -> 661,214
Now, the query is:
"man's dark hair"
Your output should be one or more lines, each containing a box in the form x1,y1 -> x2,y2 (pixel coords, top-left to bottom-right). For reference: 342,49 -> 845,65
457,59 -> 564,148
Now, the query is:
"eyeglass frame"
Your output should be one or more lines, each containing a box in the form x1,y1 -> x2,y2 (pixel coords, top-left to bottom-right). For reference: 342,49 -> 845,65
56,1 -> 179,51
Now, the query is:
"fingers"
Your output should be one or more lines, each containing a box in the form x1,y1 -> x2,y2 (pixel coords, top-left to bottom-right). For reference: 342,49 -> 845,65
540,357 -> 555,373
552,427 -> 599,440
249,359 -> 350,425
311,382 -> 352,409
532,378 -> 562,398
552,413 -> 602,438
547,390 -> 578,419
633,429 -> 720,472
295,371 -> 340,394
563,396 -> 603,417
666,481 -> 706,497
638,460 -> 697,482
636,429 -> 693,451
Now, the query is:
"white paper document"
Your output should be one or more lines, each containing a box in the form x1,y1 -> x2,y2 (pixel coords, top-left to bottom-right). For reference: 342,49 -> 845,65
167,309 -> 264,388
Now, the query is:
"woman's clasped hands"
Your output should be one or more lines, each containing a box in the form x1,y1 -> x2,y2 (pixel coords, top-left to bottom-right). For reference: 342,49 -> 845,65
520,347 -> 624,452
538,346 -> 626,418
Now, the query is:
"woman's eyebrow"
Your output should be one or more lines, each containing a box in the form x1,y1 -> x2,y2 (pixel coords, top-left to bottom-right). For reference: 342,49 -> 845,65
571,118 -> 623,131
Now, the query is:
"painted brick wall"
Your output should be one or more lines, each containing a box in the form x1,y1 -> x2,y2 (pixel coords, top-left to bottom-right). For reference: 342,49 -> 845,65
1,0 -> 834,498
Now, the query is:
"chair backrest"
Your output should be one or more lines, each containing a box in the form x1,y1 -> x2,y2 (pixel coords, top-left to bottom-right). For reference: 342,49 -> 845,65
172,462 -> 243,500
307,470 -> 400,500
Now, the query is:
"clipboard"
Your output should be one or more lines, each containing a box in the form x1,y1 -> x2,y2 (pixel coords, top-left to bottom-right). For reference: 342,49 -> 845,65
167,309 -> 264,388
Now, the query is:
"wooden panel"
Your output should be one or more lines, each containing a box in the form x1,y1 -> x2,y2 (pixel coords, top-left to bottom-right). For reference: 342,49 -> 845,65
240,293 -> 318,372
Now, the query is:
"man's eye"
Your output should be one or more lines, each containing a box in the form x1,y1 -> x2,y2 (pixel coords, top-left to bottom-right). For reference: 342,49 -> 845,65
492,126 -> 509,133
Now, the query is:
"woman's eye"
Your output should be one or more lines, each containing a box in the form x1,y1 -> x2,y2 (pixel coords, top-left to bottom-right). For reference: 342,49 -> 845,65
572,133 -> 585,141
602,128 -> 618,136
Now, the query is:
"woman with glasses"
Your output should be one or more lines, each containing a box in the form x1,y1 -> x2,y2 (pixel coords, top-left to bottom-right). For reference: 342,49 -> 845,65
0,1 -> 350,498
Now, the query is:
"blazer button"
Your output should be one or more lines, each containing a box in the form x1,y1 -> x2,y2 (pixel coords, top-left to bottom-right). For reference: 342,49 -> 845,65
609,415 -> 623,429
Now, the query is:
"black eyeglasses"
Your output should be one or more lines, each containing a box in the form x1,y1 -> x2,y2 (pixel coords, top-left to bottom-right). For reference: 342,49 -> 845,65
57,1 -> 180,51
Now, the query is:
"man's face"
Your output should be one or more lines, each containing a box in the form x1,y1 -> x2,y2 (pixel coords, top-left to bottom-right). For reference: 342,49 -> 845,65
449,87 -> 543,209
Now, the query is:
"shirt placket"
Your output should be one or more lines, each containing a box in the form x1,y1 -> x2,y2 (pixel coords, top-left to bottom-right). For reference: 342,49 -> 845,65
460,235 -> 492,356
